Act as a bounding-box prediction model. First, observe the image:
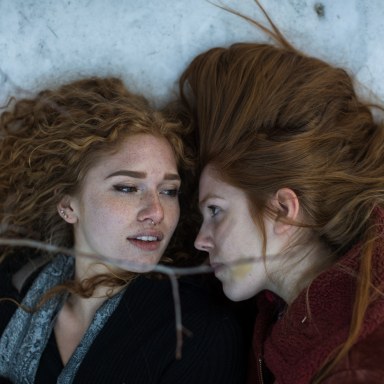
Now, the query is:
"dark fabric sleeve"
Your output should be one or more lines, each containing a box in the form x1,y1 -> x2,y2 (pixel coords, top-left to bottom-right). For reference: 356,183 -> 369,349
0,254 -> 45,337
0,377 -> 14,384
0,263 -> 20,337
159,310 -> 246,384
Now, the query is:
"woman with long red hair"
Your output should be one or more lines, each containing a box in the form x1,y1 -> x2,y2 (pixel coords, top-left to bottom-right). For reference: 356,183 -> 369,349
181,3 -> 384,382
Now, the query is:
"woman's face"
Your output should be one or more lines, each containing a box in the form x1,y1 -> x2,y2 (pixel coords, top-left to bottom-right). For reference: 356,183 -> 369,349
195,165 -> 283,301
65,134 -> 181,272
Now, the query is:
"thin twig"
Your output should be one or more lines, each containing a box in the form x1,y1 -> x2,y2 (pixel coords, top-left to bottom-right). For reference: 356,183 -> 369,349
0,236 -> 258,358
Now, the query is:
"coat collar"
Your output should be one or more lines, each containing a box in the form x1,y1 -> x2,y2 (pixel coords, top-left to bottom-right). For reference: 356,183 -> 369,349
254,208 -> 384,383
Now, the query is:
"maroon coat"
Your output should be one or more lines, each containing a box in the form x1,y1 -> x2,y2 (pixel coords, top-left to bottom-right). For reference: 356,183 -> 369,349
248,210 -> 384,383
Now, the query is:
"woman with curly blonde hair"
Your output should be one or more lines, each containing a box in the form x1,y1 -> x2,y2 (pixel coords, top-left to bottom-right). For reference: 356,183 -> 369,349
0,77 -> 245,383
180,3 -> 384,383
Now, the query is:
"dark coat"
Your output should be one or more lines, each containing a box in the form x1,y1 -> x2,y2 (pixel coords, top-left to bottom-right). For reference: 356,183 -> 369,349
0,266 -> 246,384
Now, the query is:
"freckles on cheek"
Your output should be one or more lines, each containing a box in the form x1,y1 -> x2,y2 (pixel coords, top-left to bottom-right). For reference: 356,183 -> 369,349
86,200 -> 122,228
94,195 -> 131,219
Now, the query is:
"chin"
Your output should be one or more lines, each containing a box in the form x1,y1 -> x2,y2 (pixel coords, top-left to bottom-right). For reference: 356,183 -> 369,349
223,283 -> 256,302
131,263 -> 158,273
108,255 -> 161,274
131,257 -> 162,273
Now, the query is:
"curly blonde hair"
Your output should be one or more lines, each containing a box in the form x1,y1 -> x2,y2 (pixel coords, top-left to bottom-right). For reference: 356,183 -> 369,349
1,76 -> 195,296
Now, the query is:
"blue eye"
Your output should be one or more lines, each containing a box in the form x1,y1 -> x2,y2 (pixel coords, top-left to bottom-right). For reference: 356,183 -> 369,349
113,185 -> 138,193
160,188 -> 180,198
208,205 -> 220,217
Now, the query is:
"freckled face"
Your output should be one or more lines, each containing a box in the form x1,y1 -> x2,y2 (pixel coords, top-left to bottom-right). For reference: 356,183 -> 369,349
68,134 -> 180,272
195,165 -> 280,301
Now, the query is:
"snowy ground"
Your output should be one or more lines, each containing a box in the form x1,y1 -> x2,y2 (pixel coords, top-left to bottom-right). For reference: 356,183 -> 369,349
1,0 -> 383,107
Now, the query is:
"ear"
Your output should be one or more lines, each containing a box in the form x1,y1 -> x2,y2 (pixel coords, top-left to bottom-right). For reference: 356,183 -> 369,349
271,188 -> 300,235
57,195 -> 78,224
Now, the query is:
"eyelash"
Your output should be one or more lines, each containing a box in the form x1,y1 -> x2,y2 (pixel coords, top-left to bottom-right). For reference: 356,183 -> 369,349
207,205 -> 221,217
160,188 -> 180,198
113,185 -> 138,193
113,185 -> 179,198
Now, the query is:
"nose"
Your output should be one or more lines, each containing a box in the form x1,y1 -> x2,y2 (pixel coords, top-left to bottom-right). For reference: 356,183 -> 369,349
194,226 -> 213,252
138,191 -> 164,224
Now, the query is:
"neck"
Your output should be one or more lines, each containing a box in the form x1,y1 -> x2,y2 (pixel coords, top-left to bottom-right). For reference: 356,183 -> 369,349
65,293 -> 106,324
54,285 -> 122,365
274,241 -> 333,305
71,254 -> 125,308
75,253 -> 111,279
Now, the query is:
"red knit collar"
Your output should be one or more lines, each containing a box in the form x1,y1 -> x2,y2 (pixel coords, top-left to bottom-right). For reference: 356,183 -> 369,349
257,209 -> 384,383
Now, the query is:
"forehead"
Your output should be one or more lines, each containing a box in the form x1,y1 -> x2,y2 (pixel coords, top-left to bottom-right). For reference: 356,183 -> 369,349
88,134 -> 178,177
115,133 -> 174,160
199,165 -> 246,201
199,165 -> 223,191
116,133 -> 176,161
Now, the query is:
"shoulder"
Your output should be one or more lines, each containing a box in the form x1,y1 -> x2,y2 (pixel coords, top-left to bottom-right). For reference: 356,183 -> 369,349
0,254 -> 49,336
323,322 -> 384,383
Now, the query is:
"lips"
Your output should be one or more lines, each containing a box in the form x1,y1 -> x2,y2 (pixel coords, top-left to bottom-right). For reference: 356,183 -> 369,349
212,264 -> 230,281
210,260 -> 226,273
127,231 -> 164,251
209,258 -> 230,280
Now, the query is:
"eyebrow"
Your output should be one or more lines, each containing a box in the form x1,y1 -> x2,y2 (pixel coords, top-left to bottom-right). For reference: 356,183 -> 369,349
199,193 -> 224,208
105,170 -> 181,181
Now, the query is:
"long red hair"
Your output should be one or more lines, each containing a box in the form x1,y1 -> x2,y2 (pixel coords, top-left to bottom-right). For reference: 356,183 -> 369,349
180,2 -> 384,381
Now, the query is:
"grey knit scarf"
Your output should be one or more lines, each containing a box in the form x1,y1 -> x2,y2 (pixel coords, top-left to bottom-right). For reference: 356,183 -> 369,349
0,254 -> 124,384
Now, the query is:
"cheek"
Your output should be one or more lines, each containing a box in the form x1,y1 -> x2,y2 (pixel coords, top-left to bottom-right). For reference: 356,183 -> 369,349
84,195 -> 131,227
214,218 -> 235,243
219,224 -> 247,254
172,204 -> 180,228
164,201 -> 180,229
